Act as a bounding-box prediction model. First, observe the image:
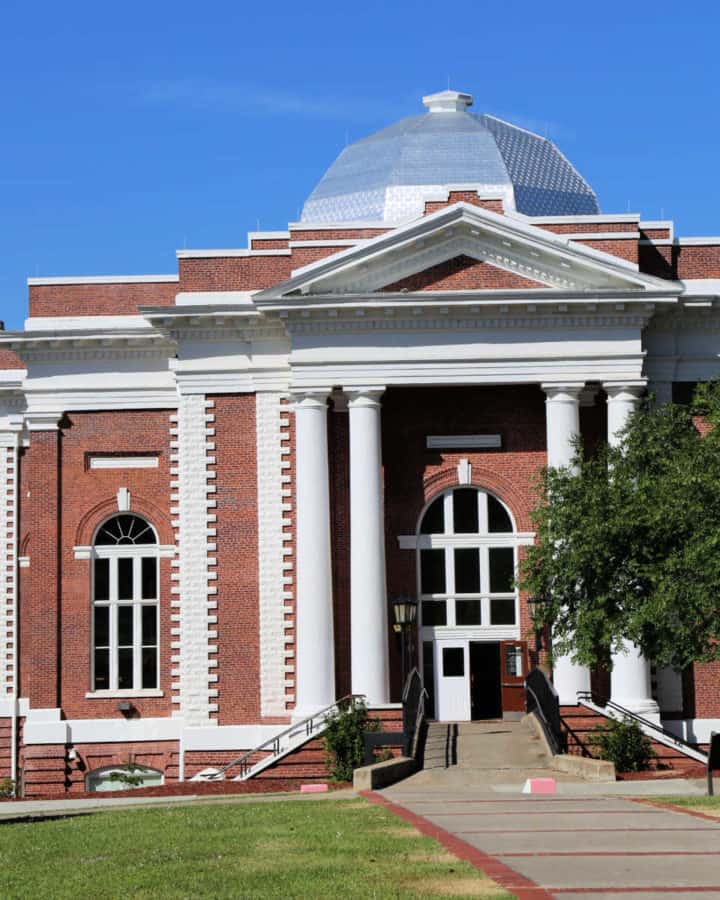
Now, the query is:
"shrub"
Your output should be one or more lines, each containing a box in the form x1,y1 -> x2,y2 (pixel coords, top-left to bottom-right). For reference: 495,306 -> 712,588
591,717 -> 655,772
0,777 -> 15,798
108,762 -> 147,789
322,698 -> 378,782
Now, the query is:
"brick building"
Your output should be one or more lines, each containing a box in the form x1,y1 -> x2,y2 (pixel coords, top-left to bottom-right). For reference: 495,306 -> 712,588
1,89 -> 718,794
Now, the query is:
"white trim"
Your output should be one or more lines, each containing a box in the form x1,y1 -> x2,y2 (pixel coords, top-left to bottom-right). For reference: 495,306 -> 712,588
89,455 -> 159,470
66,717 -> 181,744
27,275 -> 178,285
565,232 -> 639,241
288,221 -> 395,231
512,212 -> 641,225
676,236 -> 720,246
85,690 -> 164,699
248,230 -> 290,240
74,544 -> 176,560
174,291 -> 256,306
182,723 -> 287,751
176,248 -> 291,258
24,315 -> 155,331
399,532 -> 535,550
662,719 -> 720,744
426,434 -> 501,449
288,239 -> 365,248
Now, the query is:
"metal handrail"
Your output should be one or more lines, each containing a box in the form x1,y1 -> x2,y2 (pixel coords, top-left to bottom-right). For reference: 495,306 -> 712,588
401,667 -> 428,758
525,667 -> 565,755
577,691 -> 708,761
212,693 -> 366,780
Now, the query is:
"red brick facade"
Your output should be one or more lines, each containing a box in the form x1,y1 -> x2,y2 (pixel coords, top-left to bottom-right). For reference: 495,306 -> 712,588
383,255 -> 545,291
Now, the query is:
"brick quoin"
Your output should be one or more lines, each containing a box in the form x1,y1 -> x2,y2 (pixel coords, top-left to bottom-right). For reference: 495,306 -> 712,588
382,255 -> 546,291
424,192 -> 505,215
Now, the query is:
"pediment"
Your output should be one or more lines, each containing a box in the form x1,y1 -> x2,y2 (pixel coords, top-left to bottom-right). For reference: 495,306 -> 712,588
255,203 -> 676,302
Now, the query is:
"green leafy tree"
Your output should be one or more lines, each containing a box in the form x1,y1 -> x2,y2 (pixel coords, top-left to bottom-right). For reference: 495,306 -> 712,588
521,381 -> 720,671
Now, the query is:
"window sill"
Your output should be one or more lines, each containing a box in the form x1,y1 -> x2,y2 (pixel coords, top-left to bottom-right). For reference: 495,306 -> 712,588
85,690 -> 164,699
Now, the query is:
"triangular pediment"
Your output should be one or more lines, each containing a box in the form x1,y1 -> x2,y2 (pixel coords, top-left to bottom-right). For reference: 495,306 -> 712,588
254,203 -> 677,302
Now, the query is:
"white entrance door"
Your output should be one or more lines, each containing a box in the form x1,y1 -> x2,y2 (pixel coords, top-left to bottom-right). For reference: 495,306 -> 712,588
434,640 -> 471,721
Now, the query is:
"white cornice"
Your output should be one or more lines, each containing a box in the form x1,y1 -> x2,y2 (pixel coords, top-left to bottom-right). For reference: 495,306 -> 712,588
27,274 -> 178,285
511,212 -> 641,225
24,315 -> 153,331
248,230 -> 290,240
176,248 -> 291,258
175,291 -> 256,306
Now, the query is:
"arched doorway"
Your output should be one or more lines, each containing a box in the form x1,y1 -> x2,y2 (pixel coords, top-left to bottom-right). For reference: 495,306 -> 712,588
417,487 -> 528,721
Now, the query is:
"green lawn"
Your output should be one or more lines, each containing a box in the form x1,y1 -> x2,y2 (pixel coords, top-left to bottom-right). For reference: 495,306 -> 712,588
0,797 -> 514,898
650,795 -> 720,817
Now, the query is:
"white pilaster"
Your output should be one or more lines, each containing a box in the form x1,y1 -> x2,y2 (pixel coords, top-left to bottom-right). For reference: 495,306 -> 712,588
605,382 -> 660,721
293,391 -> 335,717
542,383 -> 591,705
0,428 -> 21,701
347,389 -> 390,705
171,393 -> 216,726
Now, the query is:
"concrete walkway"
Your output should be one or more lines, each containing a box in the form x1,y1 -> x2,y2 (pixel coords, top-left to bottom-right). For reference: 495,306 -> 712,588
378,779 -> 720,899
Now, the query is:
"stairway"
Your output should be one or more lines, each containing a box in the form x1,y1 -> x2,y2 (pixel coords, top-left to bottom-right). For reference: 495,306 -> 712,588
560,705 -> 706,777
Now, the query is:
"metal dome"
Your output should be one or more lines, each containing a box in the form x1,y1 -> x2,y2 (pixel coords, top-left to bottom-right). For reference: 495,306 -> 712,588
300,90 -> 599,224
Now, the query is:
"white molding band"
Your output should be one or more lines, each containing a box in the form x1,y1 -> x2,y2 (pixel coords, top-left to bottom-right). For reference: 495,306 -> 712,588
426,434 -> 501,449
170,396 -> 218,725
0,435 -> 19,699
256,392 -> 293,716
27,275 -> 179,285
89,455 -> 159,470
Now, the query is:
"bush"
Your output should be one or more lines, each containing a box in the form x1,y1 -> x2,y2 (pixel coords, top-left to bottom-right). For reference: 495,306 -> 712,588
108,762 -> 147,789
591,717 -> 656,772
0,777 -> 15,798
322,698 -> 378,782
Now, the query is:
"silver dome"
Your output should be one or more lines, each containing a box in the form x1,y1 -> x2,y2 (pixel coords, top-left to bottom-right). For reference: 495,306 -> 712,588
300,90 -> 599,224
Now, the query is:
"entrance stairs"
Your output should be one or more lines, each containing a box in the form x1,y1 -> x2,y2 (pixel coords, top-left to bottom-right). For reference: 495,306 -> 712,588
561,704 -> 706,777
413,718 -> 558,786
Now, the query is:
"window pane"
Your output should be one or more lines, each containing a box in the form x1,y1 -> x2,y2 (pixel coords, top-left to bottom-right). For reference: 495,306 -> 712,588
420,496 -> 444,534
94,606 -> 109,647
491,598 -> 516,625
118,606 -> 134,646
118,558 -> 134,600
94,558 -> 109,601
454,548 -> 480,593
141,558 -> 157,600
421,600 -> 447,626
488,495 -> 513,533
142,648 -> 158,689
489,547 -> 515,593
142,605 -> 157,646
453,488 -> 478,533
505,646 -> 523,677
420,549 -> 446,594
118,648 -> 133,689
456,599 -> 482,625
442,647 -> 464,677
94,648 -> 110,690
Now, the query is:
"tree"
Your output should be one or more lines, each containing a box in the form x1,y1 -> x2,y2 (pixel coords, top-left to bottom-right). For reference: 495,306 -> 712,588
521,381 -> 720,671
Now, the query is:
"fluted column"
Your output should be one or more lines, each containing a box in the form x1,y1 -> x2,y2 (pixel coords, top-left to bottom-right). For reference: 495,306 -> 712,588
605,383 -> 660,721
293,391 -> 335,717
347,389 -> 390,705
542,383 -> 591,705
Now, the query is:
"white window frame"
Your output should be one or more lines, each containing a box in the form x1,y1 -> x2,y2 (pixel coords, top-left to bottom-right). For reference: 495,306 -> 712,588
416,488 -> 524,639
90,517 -> 160,696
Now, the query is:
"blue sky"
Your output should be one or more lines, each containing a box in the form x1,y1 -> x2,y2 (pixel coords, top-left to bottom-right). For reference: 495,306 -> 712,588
1,0 -> 719,328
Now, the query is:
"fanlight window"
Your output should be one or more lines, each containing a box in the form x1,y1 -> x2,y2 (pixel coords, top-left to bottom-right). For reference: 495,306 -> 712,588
86,764 -> 163,793
417,488 -> 518,629
92,514 -> 159,692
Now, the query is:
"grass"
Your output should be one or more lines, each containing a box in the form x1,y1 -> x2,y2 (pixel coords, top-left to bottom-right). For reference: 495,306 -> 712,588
0,797 -> 514,898
649,795 -> 720,817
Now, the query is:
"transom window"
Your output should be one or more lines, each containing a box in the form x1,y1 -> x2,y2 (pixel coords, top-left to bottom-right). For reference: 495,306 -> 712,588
92,514 -> 159,692
417,488 -> 519,629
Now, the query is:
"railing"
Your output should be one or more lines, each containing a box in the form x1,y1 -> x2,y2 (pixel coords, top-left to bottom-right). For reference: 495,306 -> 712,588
210,694 -> 365,781
525,667 -> 566,755
401,667 -> 428,759
577,691 -> 708,764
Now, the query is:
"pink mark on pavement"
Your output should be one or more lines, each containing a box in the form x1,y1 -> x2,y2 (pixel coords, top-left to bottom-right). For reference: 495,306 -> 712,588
522,778 -> 557,795
300,783 -> 329,793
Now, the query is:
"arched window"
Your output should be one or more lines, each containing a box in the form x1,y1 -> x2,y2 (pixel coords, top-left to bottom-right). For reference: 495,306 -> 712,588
86,764 -> 164,793
92,514 -> 159,692
417,488 -> 518,629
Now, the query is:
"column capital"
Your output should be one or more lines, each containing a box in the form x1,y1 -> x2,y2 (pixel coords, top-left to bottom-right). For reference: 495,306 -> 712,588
345,388 -> 385,409
25,411 -> 62,431
290,390 -> 332,412
603,382 -> 646,402
541,382 -> 585,402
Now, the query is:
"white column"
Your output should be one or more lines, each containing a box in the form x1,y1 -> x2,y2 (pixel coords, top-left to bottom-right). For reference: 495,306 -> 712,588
605,383 -> 660,721
542,383 -> 591,705
293,391 -> 335,717
347,389 -> 390,705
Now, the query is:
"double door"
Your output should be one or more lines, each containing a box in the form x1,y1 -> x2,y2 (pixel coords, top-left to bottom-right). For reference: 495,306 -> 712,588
433,639 -> 527,721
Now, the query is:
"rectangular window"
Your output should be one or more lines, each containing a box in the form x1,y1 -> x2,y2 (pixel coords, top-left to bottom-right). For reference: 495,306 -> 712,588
420,549 -> 446,594
489,547 -> 515,593
442,647 -> 464,677
454,548 -> 480,593
455,598 -> 482,625
490,598 -> 516,625
421,600 -> 447,626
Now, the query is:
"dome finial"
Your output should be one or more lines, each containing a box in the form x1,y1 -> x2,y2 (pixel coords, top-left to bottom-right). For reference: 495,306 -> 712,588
422,89 -> 473,113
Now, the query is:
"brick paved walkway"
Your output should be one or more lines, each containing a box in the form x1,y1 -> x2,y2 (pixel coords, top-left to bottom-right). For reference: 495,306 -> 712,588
368,785 -> 720,899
